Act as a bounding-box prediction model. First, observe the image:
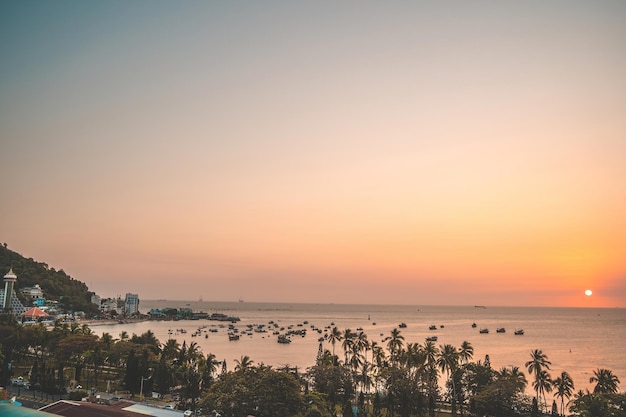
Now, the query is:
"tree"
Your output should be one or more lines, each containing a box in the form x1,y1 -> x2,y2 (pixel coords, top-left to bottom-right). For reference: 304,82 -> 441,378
124,349 -> 140,394
307,363 -> 354,413
590,368 -> 620,394
568,390 -> 626,417
328,327 -> 342,364
459,341 -> 474,364
201,365 -> 305,417
552,371 -> 574,415
525,349 -> 552,405
437,344 -> 460,416
234,355 -> 254,372
532,369 -> 553,413
385,328 -> 405,365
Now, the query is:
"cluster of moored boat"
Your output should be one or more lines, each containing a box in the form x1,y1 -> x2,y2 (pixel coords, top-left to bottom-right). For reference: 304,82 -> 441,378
168,315 -> 525,348
475,325 -> 524,335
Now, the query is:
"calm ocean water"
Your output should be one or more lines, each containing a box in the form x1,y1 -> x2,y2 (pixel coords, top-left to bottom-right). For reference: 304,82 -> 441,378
91,301 -> 626,397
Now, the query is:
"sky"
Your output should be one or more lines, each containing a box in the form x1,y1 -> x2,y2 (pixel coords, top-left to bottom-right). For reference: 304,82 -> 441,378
1,1 -> 625,307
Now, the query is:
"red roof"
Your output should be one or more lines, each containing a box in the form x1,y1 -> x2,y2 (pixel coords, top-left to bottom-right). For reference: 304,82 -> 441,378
22,307 -> 49,318
40,401 -> 138,417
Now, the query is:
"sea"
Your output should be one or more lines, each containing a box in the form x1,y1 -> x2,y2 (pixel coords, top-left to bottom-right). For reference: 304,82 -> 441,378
90,301 -> 626,398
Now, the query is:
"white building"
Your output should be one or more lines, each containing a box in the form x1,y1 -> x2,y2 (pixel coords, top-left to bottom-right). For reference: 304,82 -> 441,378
99,297 -> 123,315
20,284 -> 45,302
124,293 -> 140,316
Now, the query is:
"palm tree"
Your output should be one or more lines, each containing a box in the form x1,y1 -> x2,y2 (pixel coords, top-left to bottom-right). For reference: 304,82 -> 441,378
234,355 -> 254,372
532,369 -> 553,412
495,366 -> 528,393
525,349 -> 552,402
370,342 -> 386,394
590,368 -> 620,394
385,328 -> 405,365
100,332 -> 115,350
328,327 -> 343,364
342,328 -> 356,365
459,341 -> 473,364
404,342 -> 425,378
162,339 -> 181,361
355,331 -> 370,365
437,344 -> 460,416
552,371 -> 574,416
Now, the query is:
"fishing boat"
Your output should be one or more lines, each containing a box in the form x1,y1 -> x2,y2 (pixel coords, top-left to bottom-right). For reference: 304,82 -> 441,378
479,328 -> 489,334
496,328 -> 506,333
425,336 -> 438,342
514,329 -> 524,335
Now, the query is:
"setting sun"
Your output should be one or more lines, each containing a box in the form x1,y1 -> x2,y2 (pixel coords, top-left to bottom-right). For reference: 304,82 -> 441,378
585,289 -> 593,296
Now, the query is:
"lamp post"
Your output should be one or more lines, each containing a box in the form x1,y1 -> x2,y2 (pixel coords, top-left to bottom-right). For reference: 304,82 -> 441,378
140,375 -> 151,402
140,377 -> 146,401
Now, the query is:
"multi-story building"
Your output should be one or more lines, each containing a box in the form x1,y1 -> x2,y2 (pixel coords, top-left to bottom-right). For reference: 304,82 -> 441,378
124,293 -> 140,316
20,284 -> 45,303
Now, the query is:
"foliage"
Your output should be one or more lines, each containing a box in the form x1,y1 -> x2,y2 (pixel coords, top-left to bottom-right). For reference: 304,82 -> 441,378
569,391 -> 626,417
200,365 -> 305,417
0,244 -> 99,316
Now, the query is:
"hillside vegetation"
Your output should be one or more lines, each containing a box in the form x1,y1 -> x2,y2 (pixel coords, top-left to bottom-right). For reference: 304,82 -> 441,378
0,243 -> 98,316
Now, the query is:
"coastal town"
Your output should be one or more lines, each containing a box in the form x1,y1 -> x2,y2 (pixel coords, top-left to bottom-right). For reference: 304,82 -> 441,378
1,267 -> 141,325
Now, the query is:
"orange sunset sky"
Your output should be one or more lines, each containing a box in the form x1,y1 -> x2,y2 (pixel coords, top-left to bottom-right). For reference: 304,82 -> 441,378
1,2 -> 625,307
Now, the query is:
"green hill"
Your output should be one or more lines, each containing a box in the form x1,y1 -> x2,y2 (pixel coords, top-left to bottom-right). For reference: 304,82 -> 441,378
0,243 -> 99,316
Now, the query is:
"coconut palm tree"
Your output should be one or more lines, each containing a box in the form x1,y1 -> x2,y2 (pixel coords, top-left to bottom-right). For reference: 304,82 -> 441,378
234,355 -> 254,372
404,342 -> 425,378
552,371 -> 574,416
199,353 -> 219,389
342,328 -> 356,365
437,344 -> 460,416
590,368 -> 620,394
532,369 -> 553,412
161,339 -> 180,361
495,366 -> 528,393
328,326 -> 343,364
385,328 -> 405,365
355,331 -> 370,365
459,341 -> 474,364
525,349 -> 552,402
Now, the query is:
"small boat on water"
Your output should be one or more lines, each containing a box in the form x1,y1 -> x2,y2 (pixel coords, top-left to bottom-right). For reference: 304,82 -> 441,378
429,325 -> 437,330
472,323 -> 477,328
426,336 -> 438,342
514,329 -> 524,335
399,323 -> 407,328
479,328 -> 489,334
496,328 -> 506,333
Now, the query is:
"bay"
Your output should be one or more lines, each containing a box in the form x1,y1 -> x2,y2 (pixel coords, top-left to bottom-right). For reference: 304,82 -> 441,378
90,301 -> 626,397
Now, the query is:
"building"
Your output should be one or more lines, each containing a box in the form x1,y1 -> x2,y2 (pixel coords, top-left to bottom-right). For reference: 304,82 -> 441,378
1,268 -> 27,316
99,297 -> 123,315
124,293 -> 139,316
20,284 -> 45,303
91,294 -> 101,306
